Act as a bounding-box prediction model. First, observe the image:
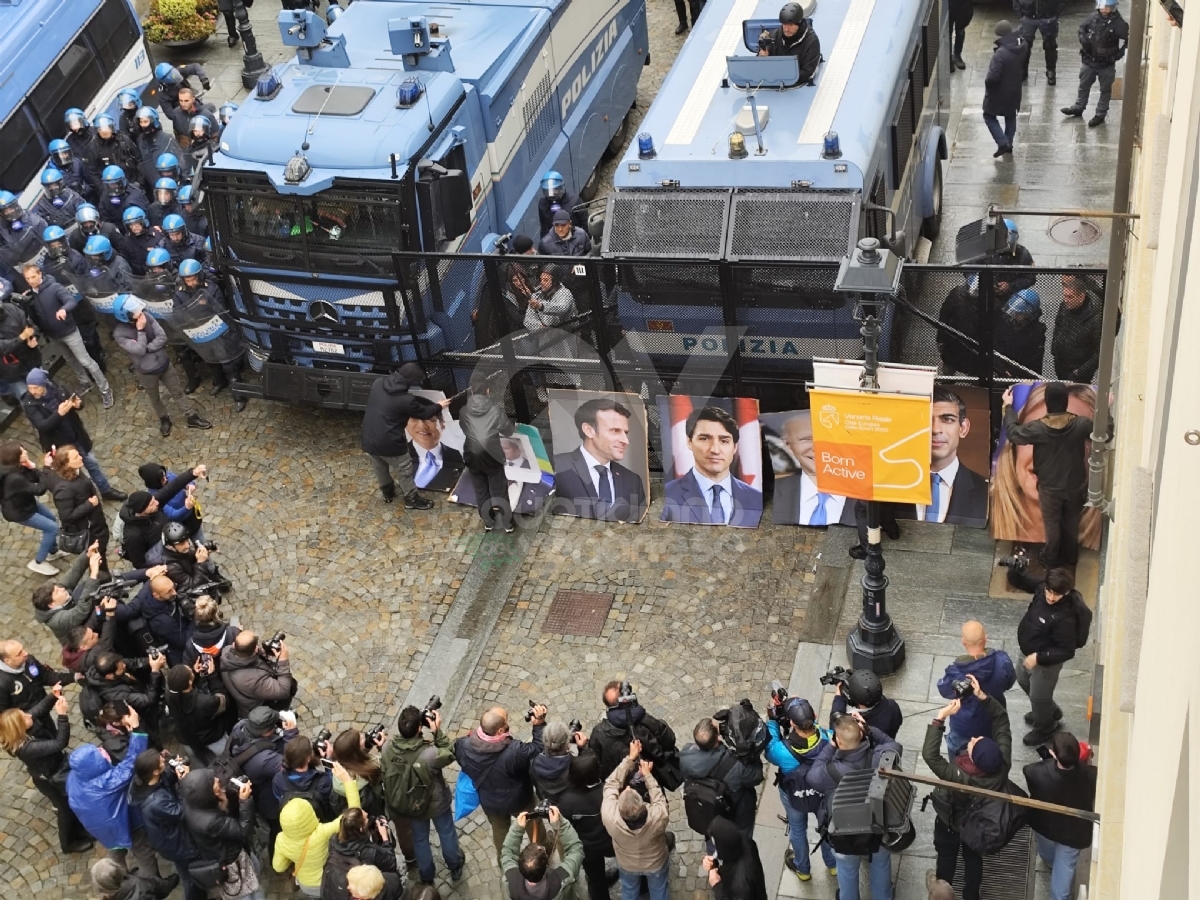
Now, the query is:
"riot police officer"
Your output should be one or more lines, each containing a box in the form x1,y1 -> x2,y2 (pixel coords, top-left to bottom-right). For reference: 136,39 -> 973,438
980,218 -> 1036,302
117,88 -> 142,139
186,115 -> 220,169
156,154 -> 184,186
63,109 -> 95,164
89,114 -> 143,187
119,208 -> 165,276
174,259 -> 247,412
34,169 -> 85,230
98,166 -> 151,227
148,179 -> 182,229
67,204 -> 123,255
151,62 -> 212,115
47,140 -> 98,204
177,187 -> 208,239
1062,0 -> 1129,127
161,215 -> 206,267
218,103 -> 239,130
0,193 -> 49,287
536,170 -> 585,237
42,227 -> 104,370
134,108 -> 186,189
757,2 -> 821,86
1016,0 -> 1066,85
80,236 -> 135,318
138,247 -> 204,394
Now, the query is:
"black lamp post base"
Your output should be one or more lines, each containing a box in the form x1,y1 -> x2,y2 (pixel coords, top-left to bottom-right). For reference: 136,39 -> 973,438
847,623 -> 906,676
241,53 -> 269,90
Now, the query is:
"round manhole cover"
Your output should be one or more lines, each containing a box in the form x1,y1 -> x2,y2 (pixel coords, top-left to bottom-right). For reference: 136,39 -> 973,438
1047,216 -> 1103,246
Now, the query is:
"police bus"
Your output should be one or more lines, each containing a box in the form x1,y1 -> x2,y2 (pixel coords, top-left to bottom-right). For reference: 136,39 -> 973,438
600,0 -> 949,367
0,0 -> 152,206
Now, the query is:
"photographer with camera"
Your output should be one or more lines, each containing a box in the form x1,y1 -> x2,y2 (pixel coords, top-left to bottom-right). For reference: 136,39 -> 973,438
1013,566 -> 1090,746
117,464 -> 207,568
31,541 -> 106,646
82,650 -> 168,737
226,706 -> 299,826
161,522 -> 224,597
923,676 -> 1013,900
331,728 -> 389,819
182,595 -> 240,676
323,808 -> 406,900
557,750 -> 616,900
220,630 -> 298,719
936,621 -> 1016,758
501,805 -> 584,900
532,720 -> 589,803
166,660 -> 230,764
275,734 -> 338,820
177,767 -> 260,896
590,680 -> 681,788
66,584 -> 141,676
806,713 -> 903,900
130,749 -> 206,900
765,694 -> 837,882
127,573 -> 195,666
681,714 -> 764,837
455,703 -> 547,863
383,703 -> 464,884
601,739 -> 672,900
826,668 -> 903,740
1022,732 -> 1096,900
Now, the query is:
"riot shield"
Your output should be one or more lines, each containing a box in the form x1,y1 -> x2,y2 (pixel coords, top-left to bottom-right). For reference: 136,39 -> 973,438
173,284 -> 245,365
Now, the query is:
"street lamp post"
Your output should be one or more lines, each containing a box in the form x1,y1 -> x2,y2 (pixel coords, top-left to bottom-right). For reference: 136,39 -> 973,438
835,238 -> 906,676
232,0 -> 270,90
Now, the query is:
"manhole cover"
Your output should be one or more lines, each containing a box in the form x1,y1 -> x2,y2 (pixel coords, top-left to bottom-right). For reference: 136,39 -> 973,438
1047,216 -> 1103,246
543,590 -> 614,637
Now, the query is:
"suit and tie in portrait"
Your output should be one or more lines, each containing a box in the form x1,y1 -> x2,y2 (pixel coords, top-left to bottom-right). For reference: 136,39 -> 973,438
765,409 -> 855,527
660,405 -> 763,528
907,385 -> 989,528
406,411 -> 464,492
551,394 -> 649,523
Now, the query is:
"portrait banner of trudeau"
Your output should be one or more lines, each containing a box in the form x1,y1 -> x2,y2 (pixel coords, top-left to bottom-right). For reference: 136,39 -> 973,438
549,390 -> 650,524
766,385 -> 991,529
657,396 -> 764,529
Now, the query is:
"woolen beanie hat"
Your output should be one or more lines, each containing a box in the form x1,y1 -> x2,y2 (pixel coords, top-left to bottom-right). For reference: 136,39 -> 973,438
127,490 -> 154,514
995,20 -> 1014,36
26,368 -> 51,388
970,737 -> 1004,774
138,462 -> 167,489
511,234 -> 535,253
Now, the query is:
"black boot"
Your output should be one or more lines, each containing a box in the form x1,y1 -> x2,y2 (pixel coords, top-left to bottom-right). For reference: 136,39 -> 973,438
186,413 -> 212,430
1046,69 -> 1056,85
225,12 -> 240,47
160,417 -> 173,437
380,483 -> 396,504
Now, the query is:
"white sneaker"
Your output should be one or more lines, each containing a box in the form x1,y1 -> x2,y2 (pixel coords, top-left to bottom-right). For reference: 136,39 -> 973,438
45,550 -> 71,561
27,559 -> 59,576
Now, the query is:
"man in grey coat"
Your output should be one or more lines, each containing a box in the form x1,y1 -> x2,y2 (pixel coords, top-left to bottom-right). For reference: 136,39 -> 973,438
459,369 -> 517,533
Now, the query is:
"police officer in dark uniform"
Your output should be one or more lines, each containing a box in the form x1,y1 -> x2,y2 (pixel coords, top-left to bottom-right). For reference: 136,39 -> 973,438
88,114 -> 143,188
134,108 -> 187,190
161,216 -> 207,267
185,115 -> 220,170
80,236 -> 135,319
0,193 -> 49,289
1016,0 -> 1066,84
948,0 -> 973,70
67,204 -> 123,255
119,208 -> 166,276
758,3 -> 822,85
63,109 -> 96,167
117,89 -> 142,140
34,170 -> 85,230
177,187 -> 209,239
1062,0 -> 1129,127
174,259 -> 248,411
981,219 -> 1036,302
42,227 -> 105,371
98,166 -> 151,228
47,140 -> 98,204
536,171 -> 586,237
148,179 -> 182,229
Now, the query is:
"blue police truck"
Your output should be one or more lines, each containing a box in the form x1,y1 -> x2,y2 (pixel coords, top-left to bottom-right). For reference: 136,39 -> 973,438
202,0 -> 648,401
600,0 -> 949,367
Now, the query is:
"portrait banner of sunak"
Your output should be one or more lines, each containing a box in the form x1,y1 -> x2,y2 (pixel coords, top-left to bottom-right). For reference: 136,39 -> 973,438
549,389 -> 650,524
990,381 -> 1101,566
763,385 -> 991,530
658,396 -> 763,529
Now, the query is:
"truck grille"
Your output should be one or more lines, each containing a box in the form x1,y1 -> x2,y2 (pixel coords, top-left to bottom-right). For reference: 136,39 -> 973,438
602,191 -> 730,259
727,191 -> 859,261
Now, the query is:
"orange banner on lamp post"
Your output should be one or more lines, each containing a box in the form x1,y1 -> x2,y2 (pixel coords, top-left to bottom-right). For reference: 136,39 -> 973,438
809,389 -> 933,504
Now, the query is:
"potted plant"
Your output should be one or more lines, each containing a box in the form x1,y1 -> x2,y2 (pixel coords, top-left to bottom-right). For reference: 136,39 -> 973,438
142,0 -> 217,47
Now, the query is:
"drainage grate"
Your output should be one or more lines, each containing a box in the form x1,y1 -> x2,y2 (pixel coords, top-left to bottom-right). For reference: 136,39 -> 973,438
543,590 -> 614,637
952,825 -> 1035,900
1047,216 -> 1103,246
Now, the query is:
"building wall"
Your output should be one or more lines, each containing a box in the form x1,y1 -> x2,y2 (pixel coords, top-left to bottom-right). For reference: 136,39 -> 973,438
1093,3 -> 1198,898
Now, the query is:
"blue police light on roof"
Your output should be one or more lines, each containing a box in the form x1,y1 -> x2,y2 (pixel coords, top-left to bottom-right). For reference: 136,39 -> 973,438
822,131 -> 842,159
637,133 -> 656,160
397,78 -> 423,108
256,72 -> 282,101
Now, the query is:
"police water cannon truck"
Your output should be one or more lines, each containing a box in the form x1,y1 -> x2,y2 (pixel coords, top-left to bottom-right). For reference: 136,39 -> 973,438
201,0 -> 647,400
599,0 -> 949,368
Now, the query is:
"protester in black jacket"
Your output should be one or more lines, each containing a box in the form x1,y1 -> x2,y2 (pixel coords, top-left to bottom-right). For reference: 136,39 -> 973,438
1013,567 -> 1085,745
0,695 -> 92,852
361,363 -> 448,508
45,445 -> 113,566
130,749 -> 206,900
166,663 -> 231,763
557,751 -> 615,900
454,703 -> 546,862
590,680 -> 680,783
1023,731 -> 1096,898
937,283 -> 985,377
84,650 -> 169,728
1051,274 -> 1105,383
177,767 -> 261,895
703,816 -> 768,900
0,640 -> 67,730
322,808 -> 404,900
0,441 -> 61,574
1003,382 -> 1093,567
117,466 -> 206,567
983,22 -> 1027,156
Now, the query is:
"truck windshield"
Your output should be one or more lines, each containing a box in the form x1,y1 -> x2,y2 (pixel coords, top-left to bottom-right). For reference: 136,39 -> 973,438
203,171 -> 410,276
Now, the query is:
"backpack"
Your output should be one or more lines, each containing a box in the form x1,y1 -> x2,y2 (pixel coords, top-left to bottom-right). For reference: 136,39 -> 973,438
278,778 -> 335,822
381,742 -> 433,818
778,764 -> 824,815
718,700 -> 768,762
319,837 -> 361,900
818,737 -> 886,856
1070,594 -> 1093,649
79,681 -> 103,730
212,737 -> 276,789
682,755 -> 735,835
958,780 -> 1030,854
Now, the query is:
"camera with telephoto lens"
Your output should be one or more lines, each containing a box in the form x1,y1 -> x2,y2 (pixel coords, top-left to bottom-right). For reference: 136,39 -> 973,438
767,680 -> 789,721
168,756 -> 186,774
997,548 -> 1029,572
568,718 -> 582,738
315,728 -> 332,747
422,695 -> 442,727
758,28 -> 772,51
615,680 -> 638,708
364,724 -> 385,746
523,699 -> 544,722
95,579 -> 133,603
528,799 -> 553,820
260,631 -> 285,658
493,232 -> 513,255
820,666 -> 853,692
951,679 -> 973,699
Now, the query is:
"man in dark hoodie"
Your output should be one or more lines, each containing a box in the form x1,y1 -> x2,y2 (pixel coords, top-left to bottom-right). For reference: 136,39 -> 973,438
1004,381 -> 1093,567
1014,567 -> 1085,745
166,662 -> 231,763
923,677 -> 1012,900
765,696 -> 837,881
138,461 -> 204,541
226,706 -> 298,825
1023,731 -> 1096,900
557,751 -> 615,900
454,703 -> 546,863
757,3 -> 821,86
936,621 -> 1016,757
361,363 -> 448,509
118,464 -> 207,568
680,717 -> 763,835
806,714 -> 902,900
983,21 -> 1027,157
383,704 -> 464,884
589,680 -> 680,784
130,749 -> 206,900
459,369 -> 517,533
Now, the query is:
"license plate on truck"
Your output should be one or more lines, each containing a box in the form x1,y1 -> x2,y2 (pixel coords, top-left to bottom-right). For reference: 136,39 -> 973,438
312,341 -> 345,355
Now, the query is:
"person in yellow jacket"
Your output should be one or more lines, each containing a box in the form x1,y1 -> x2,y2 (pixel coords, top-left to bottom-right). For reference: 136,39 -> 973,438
273,760 -> 361,897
